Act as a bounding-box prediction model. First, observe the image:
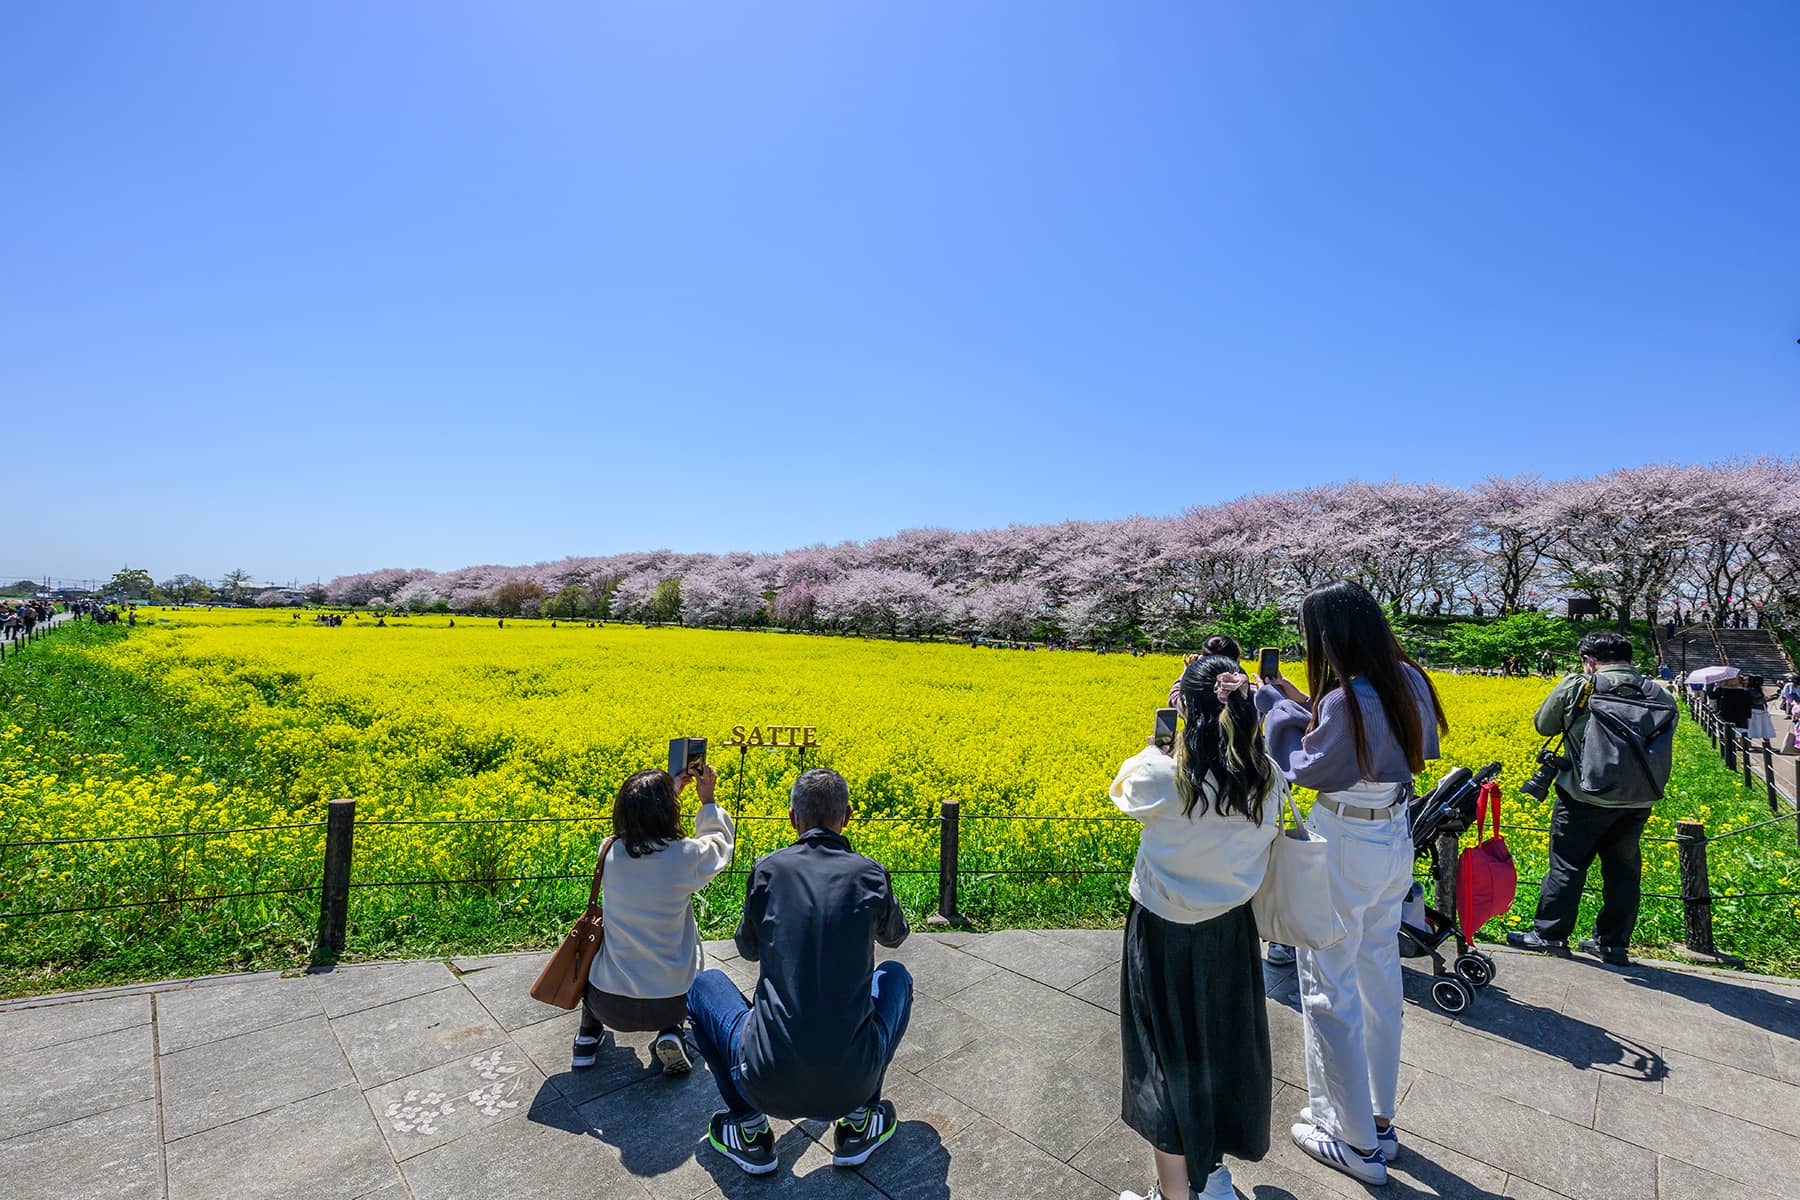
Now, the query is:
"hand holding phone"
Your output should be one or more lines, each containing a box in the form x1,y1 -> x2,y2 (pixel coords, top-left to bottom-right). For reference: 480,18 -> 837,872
1258,647 -> 1281,682
1152,707 -> 1179,753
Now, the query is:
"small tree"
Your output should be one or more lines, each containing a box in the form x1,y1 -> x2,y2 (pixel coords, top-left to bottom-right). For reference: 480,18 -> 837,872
543,584 -> 587,619
649,578 -> 683,623
1204,601 -> 1291,656
220,568 -> 253,602
105,567 -> 155,600
159,574 -> 212,605
492,580 -> 546,617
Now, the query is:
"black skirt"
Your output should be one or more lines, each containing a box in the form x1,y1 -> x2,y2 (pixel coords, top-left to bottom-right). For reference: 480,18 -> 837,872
1120,899 -> 1271,1178
583,983 -> 687,1032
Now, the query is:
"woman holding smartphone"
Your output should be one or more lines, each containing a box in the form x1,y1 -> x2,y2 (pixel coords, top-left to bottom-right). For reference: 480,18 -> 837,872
575,763 -> 734,1075
1255,580 -> 1448,1187
1112,654 -> 1284,1200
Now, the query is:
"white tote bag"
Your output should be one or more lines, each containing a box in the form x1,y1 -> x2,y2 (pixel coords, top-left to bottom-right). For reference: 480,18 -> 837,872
1251,788 -> 1346,951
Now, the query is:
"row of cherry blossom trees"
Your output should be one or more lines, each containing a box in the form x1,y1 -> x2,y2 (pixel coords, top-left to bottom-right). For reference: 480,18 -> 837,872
324,459 -> 1800,643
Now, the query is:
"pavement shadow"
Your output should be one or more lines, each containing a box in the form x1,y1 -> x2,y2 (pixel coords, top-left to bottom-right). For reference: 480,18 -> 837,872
524,1082 -> 608,1140
1451,983 -> 1666,1082
1657,965 -> 1800,1040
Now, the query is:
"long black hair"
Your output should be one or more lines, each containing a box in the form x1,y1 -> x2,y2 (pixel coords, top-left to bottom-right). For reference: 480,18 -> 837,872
613,768 -> 683,857
1299,580 -> 1449,776
1173,654 -> 1272,822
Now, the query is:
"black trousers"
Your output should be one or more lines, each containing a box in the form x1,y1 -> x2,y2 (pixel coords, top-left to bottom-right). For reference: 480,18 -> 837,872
1532,791 -> 1651,948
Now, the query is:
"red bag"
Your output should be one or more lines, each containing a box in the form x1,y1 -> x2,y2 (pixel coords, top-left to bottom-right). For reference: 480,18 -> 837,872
1457,782 -> 1517,937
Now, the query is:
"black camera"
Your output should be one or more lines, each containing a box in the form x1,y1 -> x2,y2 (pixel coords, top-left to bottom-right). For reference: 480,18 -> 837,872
1520,745 -> 1571,803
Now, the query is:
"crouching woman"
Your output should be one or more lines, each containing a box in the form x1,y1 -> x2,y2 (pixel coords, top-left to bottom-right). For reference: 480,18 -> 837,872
576,764 -> 734,1075
1111,654 -> 1283,1200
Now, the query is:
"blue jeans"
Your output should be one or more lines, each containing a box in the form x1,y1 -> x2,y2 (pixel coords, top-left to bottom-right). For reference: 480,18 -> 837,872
686,962 -> 914,1120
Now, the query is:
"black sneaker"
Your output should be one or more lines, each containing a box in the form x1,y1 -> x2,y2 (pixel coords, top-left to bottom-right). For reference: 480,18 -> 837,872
1578,938 -> 1631,966
708,1111 -> 777,1176
653,1030 -> 695,1075
571,1029 -> 611,1070
1505,930 -> 1571,957
832,1099 -> 897,1166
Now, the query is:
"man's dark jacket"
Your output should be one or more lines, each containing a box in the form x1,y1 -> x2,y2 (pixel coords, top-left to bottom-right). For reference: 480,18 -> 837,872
733,827 -> 909,1119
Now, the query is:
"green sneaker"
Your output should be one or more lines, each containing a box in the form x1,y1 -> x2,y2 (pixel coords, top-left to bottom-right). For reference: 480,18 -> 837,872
832,1099 -> 897,1166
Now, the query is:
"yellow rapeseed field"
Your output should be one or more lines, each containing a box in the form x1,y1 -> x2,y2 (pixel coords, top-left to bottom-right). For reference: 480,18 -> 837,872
2,606 -> 1792,990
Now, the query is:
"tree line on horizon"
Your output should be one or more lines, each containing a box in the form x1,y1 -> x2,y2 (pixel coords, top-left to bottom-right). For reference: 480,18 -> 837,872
300,459 -> 1798,648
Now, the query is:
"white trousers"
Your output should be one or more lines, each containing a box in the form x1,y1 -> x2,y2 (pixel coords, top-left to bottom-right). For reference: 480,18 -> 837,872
1296,797 -> 1414,1152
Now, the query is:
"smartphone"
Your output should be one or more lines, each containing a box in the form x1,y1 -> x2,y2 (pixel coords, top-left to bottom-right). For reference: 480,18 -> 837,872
668,736 -> 707,777
1152,707 -> 1179,749
1258,647 -> 1281,679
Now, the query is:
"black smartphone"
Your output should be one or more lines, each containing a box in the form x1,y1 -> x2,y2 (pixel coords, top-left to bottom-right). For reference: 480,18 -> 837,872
1153,707 -> 1178,749
1258,647 -> 1280,679
668,736 -> 707,777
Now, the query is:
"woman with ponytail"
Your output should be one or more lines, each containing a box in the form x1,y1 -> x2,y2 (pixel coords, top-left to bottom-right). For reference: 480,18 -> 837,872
1255,579 -> 1448,1187
1109,654 -> 1285,1200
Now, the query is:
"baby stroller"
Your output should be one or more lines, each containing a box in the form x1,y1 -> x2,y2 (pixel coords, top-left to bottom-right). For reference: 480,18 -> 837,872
1399,760 -> 1502,1014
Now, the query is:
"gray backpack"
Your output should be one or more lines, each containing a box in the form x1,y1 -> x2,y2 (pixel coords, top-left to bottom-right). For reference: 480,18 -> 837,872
1575,676 -> 1677,805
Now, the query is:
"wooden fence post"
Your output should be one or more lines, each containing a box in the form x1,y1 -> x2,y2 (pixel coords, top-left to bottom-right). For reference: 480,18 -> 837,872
927,799 -> 961,928
311,798 -> 357,969
1763,743 -> 1779,814
1723,726 -> 1736,770
1676,820 -> 1715,956
1742,732 -> 1755,790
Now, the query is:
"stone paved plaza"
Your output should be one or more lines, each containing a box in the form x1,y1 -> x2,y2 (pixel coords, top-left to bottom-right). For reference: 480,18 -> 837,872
3,931 -> 1798,1200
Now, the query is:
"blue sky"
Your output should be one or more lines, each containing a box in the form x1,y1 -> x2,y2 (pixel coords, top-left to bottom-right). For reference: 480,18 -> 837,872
4,3 -> 1797,585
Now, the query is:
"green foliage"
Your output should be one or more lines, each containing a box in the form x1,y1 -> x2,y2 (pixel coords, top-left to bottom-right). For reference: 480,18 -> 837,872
104,567 -> 154,599
1443,612 -> 1574,670
650,578 -> 683,623
543,585 -> 587,620
1202,601 -> 1292,653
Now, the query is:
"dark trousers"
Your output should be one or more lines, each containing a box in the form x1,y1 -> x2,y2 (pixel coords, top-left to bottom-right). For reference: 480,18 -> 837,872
686,963 -> 913,1120
1532,791 -> 1651,948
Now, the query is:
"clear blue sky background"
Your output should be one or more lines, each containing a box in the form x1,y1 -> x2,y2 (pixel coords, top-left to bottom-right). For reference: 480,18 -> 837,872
5,3 -> 1797,585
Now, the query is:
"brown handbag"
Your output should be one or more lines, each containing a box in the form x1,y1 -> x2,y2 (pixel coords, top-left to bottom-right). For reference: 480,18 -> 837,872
529,836 -> 615,1009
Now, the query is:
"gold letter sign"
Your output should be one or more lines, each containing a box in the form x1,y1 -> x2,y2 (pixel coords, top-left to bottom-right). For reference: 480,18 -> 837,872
725,725 -> 821,749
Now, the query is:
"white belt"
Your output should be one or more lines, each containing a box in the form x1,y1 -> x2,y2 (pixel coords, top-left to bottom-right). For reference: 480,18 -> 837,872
1314,782 -> 1410,822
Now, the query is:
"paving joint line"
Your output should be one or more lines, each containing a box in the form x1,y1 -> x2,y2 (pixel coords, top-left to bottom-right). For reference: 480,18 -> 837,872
160,1080 -> 353,1147
150,993 -> 171,1200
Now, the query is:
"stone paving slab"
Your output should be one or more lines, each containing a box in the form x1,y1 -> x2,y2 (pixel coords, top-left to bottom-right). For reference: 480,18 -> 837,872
3,933 -> 1799,1199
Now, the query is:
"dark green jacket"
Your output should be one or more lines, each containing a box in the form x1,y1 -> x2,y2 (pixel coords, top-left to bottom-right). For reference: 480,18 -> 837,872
1533,665 -> 1673,809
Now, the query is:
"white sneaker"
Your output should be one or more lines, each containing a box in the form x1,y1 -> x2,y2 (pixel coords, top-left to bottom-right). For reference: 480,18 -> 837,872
1299,1105 -> 1400,1164
1198,1164 -> 1236,1199
1118,1189 -> 1162,1200
1291,1122 -> 1387,1186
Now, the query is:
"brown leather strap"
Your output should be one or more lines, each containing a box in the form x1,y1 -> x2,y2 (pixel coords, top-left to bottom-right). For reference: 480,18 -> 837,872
587,836 -> 615,912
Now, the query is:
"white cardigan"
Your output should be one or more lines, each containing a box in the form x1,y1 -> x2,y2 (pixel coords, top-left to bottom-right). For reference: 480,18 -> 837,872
1110,746 -> 1281,925
589,803 -> 735,999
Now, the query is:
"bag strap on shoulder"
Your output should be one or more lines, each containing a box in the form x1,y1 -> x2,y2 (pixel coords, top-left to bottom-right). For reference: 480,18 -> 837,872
587,836 -> 615,913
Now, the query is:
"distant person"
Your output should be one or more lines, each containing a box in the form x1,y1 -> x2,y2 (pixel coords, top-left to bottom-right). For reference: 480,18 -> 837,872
1509,631 -> 1677,966
1111,655 -> 1282,1200
1256,580 -> 1447,1187
1746,675 -> 1777,744
1711,676 -> 1752,730
686,768 -> 910,1177
576,764 -> 734,1075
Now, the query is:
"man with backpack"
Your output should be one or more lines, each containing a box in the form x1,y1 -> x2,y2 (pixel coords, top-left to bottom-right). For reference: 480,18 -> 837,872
1508,631 -> 1677,965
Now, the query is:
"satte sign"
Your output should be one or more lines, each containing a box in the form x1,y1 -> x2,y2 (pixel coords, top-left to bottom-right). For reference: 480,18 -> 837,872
724,725 -> 820,748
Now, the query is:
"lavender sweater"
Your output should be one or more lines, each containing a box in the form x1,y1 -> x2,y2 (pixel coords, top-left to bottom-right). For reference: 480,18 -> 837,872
1255,667 -> 1441,793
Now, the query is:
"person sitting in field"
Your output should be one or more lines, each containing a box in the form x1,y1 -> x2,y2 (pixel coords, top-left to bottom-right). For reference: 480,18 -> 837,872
686,768 -> 911,1177
575,764 -> 734,1075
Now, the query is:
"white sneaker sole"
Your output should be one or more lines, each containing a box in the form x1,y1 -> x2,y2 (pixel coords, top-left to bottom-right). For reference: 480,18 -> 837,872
653,1035 -> 694,1075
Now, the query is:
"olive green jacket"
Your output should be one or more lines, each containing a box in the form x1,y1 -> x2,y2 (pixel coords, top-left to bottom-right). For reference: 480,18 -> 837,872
1533,665 -> 1671,809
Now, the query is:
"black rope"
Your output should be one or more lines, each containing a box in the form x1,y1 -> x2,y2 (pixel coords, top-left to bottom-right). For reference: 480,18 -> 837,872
0,884 -> 318,919
0,821 -> 328,850
1706,811 -> 1800,840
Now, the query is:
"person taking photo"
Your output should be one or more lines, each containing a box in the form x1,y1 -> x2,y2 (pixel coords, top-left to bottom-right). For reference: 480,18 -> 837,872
1507,631 -> 1677,966
1255,580 -> 1448,1187
576,764 -> 735,1075
1112,654 -> 1282,1200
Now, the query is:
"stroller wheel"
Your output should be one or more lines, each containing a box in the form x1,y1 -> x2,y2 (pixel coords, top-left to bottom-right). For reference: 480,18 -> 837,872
1455,954 -> 1495,989
1430,977 -> 1475,1014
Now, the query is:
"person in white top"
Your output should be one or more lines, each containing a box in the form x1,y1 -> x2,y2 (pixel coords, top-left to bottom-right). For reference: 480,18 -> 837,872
1111,654 -> 1283,1200
574,763 -> 735,1075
